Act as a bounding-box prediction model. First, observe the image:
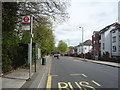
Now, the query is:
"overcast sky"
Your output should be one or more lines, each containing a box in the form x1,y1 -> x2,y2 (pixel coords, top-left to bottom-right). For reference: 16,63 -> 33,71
54,0 -> 119,47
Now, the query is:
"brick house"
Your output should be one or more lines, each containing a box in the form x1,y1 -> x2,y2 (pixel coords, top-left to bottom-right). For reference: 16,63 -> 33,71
92,31 -> 101,59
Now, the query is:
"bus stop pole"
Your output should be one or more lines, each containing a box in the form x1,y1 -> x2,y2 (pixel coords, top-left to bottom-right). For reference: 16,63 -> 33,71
34,44 -> 36,72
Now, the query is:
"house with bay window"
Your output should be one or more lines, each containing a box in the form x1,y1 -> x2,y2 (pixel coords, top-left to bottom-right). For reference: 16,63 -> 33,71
110,24 -> 120,57
76,40 -> 92,55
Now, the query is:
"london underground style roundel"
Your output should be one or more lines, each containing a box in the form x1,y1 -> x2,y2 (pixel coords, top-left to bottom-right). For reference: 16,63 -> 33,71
22,16 -> 31,24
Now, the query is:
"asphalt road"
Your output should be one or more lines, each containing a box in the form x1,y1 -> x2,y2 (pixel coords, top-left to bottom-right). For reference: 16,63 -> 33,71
47,56 -> 119,89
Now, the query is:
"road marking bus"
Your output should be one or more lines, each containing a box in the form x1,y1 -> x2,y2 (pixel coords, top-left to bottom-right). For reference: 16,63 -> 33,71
58,81 -> 98,90
92,80 -> 101,86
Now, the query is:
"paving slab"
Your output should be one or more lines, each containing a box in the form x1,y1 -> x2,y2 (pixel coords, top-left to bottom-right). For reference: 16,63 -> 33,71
2,69 -> 30,88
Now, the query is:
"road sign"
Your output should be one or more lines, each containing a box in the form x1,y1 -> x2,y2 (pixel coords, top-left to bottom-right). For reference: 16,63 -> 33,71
22,16 -> 31,24
22,24 -> 30,30
21,16 -> 31,30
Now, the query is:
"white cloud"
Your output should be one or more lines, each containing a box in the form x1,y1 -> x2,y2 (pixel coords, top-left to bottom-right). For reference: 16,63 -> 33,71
54,0 -> 118,47
70,0 -> 119,2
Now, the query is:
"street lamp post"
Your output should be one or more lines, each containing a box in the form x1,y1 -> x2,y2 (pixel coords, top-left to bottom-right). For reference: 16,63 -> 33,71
79,26 -> 86,60
67,39 -> 69,47
79,27 -> 84,54
67,39 -> 70,56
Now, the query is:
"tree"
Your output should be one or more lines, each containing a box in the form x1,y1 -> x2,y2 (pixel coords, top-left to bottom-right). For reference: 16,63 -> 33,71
2,2 -> 21,72
58,40 -> 67,54
2,1 -> 69,73
33,24 -> 55,56
18,2 -> 70,24
69,46 -> 74,49
16,1 -> 70,56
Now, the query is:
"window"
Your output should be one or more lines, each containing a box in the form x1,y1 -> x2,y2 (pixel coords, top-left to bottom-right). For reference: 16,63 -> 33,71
99,40 -> 101,43
95,41 -> 97,44
112,30 -> 116,33
119,46 -> 120,52
112,36 -> 116,43
113,46 -> 116,52
103,43 -> 104,50
96,40 -> 99,44
119,35 -> 120,41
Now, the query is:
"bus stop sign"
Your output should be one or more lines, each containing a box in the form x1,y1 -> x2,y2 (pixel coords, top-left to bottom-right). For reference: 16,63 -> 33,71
21,16 -> 31,30
22,16 -> 31,24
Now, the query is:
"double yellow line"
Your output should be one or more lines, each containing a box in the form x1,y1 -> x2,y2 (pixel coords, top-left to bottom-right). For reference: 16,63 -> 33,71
46,59 -> 52,89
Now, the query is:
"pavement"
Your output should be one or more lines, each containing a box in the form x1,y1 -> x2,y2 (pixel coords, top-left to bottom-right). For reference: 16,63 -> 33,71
70,57 -> 120,68
21,56 -> 51,88
2,56 -> 51,89
1,56 -> 119,89
2,69 -> 30,88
